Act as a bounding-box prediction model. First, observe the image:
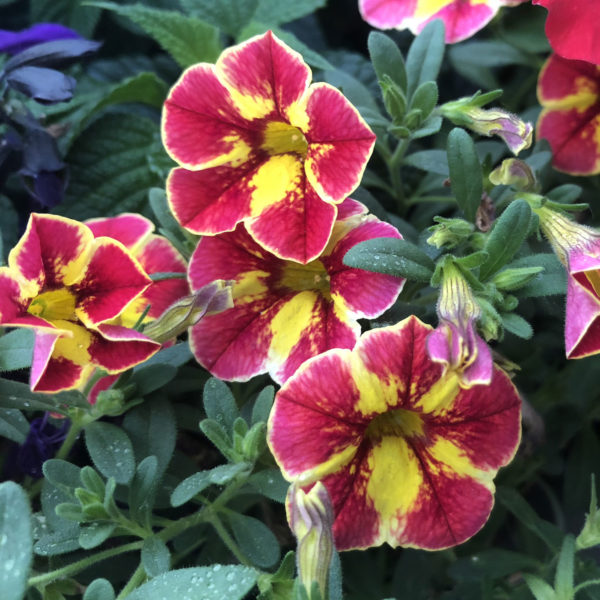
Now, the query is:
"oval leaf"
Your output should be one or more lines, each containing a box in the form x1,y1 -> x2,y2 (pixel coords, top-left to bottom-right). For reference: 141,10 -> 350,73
85,422 -> 135,485
228,513 -> 280,569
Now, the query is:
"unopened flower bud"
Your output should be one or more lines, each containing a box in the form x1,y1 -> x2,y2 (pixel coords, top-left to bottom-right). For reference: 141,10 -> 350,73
287,482 -> 335,600
380,75 -> 407,122
427,217 -> 474,249
489,158 -> 536,190
143,280 -> 233,343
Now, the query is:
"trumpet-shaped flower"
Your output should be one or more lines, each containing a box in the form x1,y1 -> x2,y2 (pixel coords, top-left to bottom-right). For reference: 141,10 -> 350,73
427,260 -> 492,388
533,0 -> 600,64
535,205 -> 600,358
0,213 -> 160,393
537,54 -> 600,175
162,31 -> 376,264
359,0 -> 525,44
268,316 -> 521,551
85,213 -> 190,328
187,199 -> 404,384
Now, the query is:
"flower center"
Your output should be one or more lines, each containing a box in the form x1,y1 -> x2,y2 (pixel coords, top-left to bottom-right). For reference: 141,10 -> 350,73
27,288 -> 77,322
279,260 -> 330,295
365,408 -> 425,440
261,121 -> 308,157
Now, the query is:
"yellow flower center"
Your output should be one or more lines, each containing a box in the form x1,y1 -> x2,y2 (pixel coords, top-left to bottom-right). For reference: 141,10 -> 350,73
279,259 -> 330,296
27,288 -> 77,322
586,270 -> 600,297
365,408 -> 425,440
261,121 -> 308,157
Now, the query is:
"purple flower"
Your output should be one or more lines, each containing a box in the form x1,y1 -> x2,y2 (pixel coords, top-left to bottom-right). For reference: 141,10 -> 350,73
0,23 -> 81,56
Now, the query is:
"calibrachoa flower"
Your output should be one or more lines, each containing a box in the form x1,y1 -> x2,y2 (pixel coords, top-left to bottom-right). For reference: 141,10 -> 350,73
359,0 -> 525,44
268,316 -> 521,550
85,213 -> 190,328
0,213 -> 160,393
427,260 -> 492,388
535,205 -> 600,358
533,0 -> 600,64
162,31 -> 376,264
187,199 -> 404,384
537,54 -> 600,175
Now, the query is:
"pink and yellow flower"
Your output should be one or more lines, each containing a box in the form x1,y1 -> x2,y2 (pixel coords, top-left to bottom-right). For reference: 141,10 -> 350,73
85,213 -> 190,328
535,205 -> 600,359
162,31 -> 376,264
0,214 -> 160,393
268,316 -> 521,551
359,0 -> 525,44
187,199 -> 404,384
533,0 -> 600,65
537,54 -> 600,175
427,260 -> 492,388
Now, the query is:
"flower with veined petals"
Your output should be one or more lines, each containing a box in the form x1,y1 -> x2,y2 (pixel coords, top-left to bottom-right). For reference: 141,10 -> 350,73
85,213 -> 190,328
533,0 -> 600,64
187,199 -> 404,384
162,31 -> 376,264
537,55 -> 600,175
0,213 -> 160,393
359,0 -> 525,44
268,316 -> 521,551
427,259 -> 492,388
535,205 -> 600,359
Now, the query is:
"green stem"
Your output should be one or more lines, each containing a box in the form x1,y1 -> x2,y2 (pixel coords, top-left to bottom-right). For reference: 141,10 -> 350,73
388,138 -> 410,210
206,509 -> 251,567
116,564 -> 147,600
575,579 -> 600,595
28,541 -> 143,587
54,419 -> 84,462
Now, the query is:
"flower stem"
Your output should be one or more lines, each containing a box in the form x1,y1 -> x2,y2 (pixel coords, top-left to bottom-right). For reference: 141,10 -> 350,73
28,541 -> 143,587
116,564 -> 147,600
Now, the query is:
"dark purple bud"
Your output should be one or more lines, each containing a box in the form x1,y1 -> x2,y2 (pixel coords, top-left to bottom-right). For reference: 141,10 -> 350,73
0,23 -> 81,56
5,66 -> 76,104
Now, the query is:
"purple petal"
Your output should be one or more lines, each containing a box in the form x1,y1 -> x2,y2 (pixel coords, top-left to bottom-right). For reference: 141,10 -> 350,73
0,23 -> 81,56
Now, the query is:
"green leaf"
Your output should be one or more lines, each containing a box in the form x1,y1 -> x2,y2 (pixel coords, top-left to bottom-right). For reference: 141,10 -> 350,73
246,469 -> 289,503
129,364 -> 177,396
0,408 -> 29,443
0,329 -> 33,372
479,199 -> 533,280
30,0 -> 101,37
83,579 -> 115,600
492,267 -> 545,292
0,482 -> 32,600
449,41 -> 532,69
0,195 -> 18,264
228,512 -> 280,568
409,81 -> 438,120
405,19 -> 445,96
122,397 -> 176,477
43,460 -> 81,493
501,312 -> 533,339
85,422 -> 135,485
129,456 -> 159,526
124,566 -> 257,600
170,463 -> 251,507
251,386 -> 275,425
80,467 -> 106,499
56,113 -> 170,221
410,114 -> 442,140
253,0 -> 326,26
149,188 -> 184,239
404,149 -> 449,176
343,237 -> 435,283
554,535 -> 575,599
204,377 -> 239,433
135,341 -> 193,370
78,522 -> 116,550
0,378 -> 86,413
523,575 -> 557,600
92,2 -> 221,67
368,32 -> 407,91
180,0 -> 259,37
546,184 -> 583,205
142,537 -> 171,578
448,549 -> 540,582
199,419 -> 235,460
447,128 -> 483,223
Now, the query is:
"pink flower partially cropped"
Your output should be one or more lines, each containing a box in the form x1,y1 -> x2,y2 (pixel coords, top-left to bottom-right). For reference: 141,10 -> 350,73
359,0 -> 525,44
85,213 -> 190,328
427,260 -> 492,388
268,316 -> 521,551
533,0 -> 600,64
535,206 -> 600,359
187,199 -> 404,384
537,54 -> 600,175
162,31 -> 376,264
0,214 -> 160,392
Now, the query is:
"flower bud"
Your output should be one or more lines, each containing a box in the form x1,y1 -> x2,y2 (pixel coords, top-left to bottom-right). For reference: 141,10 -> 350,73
143,280 -> 233,344
287,482 -> 335,600
489,158 -> 536,190
380,75 -> 407,122
427,217 -> 474,249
